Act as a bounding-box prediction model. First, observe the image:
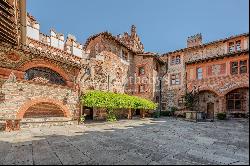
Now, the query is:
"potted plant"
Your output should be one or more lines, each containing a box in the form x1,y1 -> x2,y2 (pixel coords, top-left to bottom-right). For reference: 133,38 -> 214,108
79,114 -> 87,124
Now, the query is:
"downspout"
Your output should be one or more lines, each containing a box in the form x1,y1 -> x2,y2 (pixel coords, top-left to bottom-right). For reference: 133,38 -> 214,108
159,59 -> 168,116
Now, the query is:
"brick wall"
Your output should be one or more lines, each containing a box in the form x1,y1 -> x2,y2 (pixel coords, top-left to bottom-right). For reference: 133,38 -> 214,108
0,79 -> 79,120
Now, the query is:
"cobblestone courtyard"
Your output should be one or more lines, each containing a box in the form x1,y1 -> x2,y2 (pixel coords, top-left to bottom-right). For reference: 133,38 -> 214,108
0,118 -> 249,165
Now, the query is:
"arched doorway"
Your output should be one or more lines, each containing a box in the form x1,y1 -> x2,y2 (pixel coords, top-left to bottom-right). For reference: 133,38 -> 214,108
17,98 -> 70,119
226,88 -> 249,117
24,67 -> 66,86
198,90 -> 219,119
24,102 -> 65,118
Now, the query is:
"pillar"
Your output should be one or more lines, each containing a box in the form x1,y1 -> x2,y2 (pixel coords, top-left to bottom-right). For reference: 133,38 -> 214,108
19,0 -> 27,45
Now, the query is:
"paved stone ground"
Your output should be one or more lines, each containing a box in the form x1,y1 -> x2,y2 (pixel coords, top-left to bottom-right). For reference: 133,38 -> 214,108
0,117 -> 249,165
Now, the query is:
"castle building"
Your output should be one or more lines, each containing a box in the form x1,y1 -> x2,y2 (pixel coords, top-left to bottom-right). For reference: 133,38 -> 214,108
0,0 -> 248,130
161,33 -> 249,118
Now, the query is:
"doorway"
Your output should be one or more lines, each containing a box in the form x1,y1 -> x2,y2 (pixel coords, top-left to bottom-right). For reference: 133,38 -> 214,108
83,106 -> 93,120
207,102 -> 214,119
135,109 -> 140,116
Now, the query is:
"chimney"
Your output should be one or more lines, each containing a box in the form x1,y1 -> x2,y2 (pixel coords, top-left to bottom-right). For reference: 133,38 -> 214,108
187,33 -> 202,48
19,0 -> 27,45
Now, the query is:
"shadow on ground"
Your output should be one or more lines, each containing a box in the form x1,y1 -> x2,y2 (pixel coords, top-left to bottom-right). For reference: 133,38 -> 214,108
0,117 -> 249,165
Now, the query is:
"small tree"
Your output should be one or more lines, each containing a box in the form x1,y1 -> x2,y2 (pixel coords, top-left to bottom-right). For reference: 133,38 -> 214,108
184,91 -> 199,111
184,92 -> 194,111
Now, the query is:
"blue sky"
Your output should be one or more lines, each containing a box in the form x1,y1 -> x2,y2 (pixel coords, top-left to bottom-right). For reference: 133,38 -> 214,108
27,0 -> 249,54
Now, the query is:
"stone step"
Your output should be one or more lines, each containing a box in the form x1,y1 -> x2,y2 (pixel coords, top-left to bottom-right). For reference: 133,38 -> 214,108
20,117 -> 78,129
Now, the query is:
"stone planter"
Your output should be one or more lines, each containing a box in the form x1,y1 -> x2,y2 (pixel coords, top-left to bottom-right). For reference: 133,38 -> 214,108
185,111 -> 205,121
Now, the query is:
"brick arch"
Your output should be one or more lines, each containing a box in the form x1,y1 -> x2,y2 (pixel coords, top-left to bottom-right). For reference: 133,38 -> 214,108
198,89 -> 220,97
16,98 -> 71,119
223,84 -> 249,96
20,59 -> 70,82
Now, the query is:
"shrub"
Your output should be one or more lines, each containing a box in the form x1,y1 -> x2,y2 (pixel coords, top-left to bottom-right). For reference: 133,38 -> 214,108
81,90 -> 157,110
106,109 -> 117,122
217,112 -> 227,120
160,111 -> 171,116
153,111 -> 160,118
81,90 -> 158,122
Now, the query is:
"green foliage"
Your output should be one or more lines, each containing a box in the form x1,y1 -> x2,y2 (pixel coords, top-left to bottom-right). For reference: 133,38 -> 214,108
160,111 -> 171,116
153,111 -> 160,118
217,112 -> 227,120
81,90 -> 157,110
161,107 -> 178,117
79,114 -> 87,123
106,108 -> 117,122
170,106 -> 178,113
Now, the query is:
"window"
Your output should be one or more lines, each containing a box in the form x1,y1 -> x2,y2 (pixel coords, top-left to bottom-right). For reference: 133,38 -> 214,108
231,60 -> 248,75
138,67 -> 145,75
227,92 -> 242,111
171,55 -> 181,65
229,42 -> 235,53
171,57 -> 175,65
178,97 -> 185,106
171,73 -> 180,85
231,61 -> 239,75
85,68 -> 91,75
24,67 -> 66,86
228,40 -> 242,53
155,64 -> 159,71
162,103 -> 167,110
138,84 -> 146,93
236,41 -> 241,51
240,60 -> 247,74
176,55 -> 181,64
122,50 -> 128,60
197,68 -> 203,80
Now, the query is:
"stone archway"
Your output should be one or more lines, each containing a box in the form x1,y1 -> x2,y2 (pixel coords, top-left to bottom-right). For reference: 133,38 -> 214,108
197,90 -> 219,119
226,87 -> 249,116
19,59 -> 72,87
17,98 -> 71,119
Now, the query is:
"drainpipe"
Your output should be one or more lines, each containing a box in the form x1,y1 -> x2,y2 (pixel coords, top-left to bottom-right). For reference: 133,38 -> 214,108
159,61 -> 168,116
107,74 -> 110,92
19,0 -> 27,46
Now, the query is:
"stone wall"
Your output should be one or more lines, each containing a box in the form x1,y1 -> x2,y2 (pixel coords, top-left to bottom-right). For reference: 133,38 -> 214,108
0,78 -> 79,120
80,35 -> 134,94
132,55 -> 161,101
160,34 -> 249,111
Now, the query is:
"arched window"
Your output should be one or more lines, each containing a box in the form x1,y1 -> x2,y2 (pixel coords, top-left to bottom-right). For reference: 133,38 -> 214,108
24,67 -> 66,86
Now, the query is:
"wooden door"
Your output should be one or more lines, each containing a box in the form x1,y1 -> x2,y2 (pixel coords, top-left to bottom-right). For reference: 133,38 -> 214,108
207,102 -> 214,119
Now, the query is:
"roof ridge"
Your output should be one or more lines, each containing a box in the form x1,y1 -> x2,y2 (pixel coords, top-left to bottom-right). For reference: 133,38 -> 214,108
161,32 -> 249,56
